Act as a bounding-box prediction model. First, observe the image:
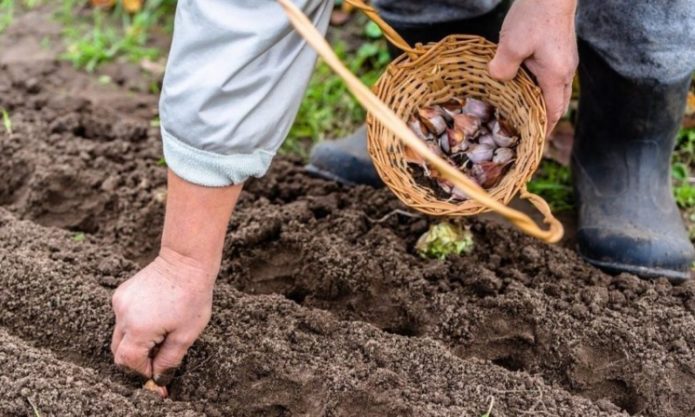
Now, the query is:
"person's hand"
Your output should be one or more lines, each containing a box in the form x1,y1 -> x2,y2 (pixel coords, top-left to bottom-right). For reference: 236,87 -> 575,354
488,0 -> 578,135
111,247 -> 215,386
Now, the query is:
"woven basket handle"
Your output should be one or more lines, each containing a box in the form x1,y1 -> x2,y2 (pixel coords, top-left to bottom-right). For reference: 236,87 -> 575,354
277,0 -> 564,243
341,0 -> 419,58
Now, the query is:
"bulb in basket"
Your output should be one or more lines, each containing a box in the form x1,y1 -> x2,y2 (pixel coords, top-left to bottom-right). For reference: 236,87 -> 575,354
405,97 -> 519,201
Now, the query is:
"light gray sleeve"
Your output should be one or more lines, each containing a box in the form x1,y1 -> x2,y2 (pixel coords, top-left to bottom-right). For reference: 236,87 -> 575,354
159,0 -> 333,187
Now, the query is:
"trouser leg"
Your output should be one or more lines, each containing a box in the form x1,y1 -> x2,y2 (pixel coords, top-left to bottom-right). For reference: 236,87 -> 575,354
572,0 -> 695,280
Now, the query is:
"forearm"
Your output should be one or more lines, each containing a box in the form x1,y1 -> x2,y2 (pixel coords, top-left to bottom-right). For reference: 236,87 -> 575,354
160,169 -> 242,276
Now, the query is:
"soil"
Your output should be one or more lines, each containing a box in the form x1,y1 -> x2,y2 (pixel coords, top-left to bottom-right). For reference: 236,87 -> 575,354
2,8 -> 695,417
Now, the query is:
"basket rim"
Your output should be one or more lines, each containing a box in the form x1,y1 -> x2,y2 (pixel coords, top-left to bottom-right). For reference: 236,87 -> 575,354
366,35 -> 548,217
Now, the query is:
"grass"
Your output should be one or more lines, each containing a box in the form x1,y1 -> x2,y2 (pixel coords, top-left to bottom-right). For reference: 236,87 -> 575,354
526,126 -> 695,215
283,16 -> 390,156
60,0 -> 175,72
0,0 -> 14,33
0,0 -> 43,34
1,108 -> 12,134
527,160 -> 574,212
672,127 -> 695,209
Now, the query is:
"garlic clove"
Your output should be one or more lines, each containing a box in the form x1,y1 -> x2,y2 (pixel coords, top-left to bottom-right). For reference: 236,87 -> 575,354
404,145 -> 426,166
450,185 -> 470,201
466,143 -> 494,163
472,161 -> 511,189
490,119 -> 518,148
439,133 -> 451,154
493,147 -> 515,164
408,116 -> 430,141
478,134 -> 496,147
461,98 -> 494,121
441,98 -> 464,118
143,380 -> 168,398
453,113 -> 481,138
418,107 -> 448,136
447,127 -> 465,146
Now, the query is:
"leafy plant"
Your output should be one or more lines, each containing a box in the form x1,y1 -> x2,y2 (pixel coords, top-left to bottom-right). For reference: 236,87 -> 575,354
415,222 -> 474,260
61,0 -> 175,71
672,128 -> 695,209
527,160 -> 574,212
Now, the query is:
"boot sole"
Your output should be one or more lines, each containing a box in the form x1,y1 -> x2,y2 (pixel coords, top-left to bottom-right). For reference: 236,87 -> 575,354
580,254 -> 692,283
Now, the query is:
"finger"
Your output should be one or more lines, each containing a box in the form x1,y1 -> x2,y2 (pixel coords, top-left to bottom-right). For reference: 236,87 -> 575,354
538,79 -> 568,136
488,35 -> 531,81
111,324 -> 124,357
114,334 -> 154,378
152,333 -> 192,386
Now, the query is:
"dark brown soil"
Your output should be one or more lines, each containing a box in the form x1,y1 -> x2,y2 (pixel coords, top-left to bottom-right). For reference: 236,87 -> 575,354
1,8 -> 695,417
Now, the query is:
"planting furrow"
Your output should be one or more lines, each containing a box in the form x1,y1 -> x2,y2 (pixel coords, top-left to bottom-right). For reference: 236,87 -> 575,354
0,209 -> 622,416
0,328 -> 204,417
218,171 -> 695,417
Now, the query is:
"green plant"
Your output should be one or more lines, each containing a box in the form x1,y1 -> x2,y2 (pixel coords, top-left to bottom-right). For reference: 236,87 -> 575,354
1,108 -> 12,134
672,128 -> 695,209
61,0 -> 175,71
0,0 -> 14,33
527,160 -> 574,212
415,222 -> 474,260
284,23 -> 390,156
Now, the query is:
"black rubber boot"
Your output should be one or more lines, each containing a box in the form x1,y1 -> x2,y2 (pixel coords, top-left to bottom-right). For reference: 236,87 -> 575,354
306,2 -> 510,187
305,126 -> 383,187
572,40 -> 694,282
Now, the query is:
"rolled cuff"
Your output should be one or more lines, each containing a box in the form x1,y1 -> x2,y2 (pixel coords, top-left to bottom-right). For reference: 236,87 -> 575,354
162,126 -> 275,187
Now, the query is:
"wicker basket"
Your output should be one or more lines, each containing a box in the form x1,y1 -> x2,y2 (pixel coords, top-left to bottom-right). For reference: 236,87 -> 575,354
278,0 -> 564,243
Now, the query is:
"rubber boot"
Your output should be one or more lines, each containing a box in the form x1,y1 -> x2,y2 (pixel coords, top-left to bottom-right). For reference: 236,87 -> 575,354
572,40 -> 694,282
306,2 -> 510,187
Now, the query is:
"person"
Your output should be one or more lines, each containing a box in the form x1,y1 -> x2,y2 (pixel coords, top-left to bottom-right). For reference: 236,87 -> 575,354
110,0 -> 695,388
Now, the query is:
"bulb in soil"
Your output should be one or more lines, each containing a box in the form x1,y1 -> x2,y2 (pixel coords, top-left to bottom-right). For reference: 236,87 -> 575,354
493,147 -> 515,164
461,98 -> 494,121
143,380 -> 168,398
466,143 -> 494,164
418,107 -> 448,136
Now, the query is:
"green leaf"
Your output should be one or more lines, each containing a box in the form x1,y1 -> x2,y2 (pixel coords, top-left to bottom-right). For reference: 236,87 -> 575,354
1,108 -> 11,134
415,222 -> 474,260
672,162 -> 689,181
72,232 -> 86,242
364,21 -> 382,39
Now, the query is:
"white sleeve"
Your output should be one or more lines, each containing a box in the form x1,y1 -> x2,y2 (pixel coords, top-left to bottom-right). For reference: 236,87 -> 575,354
159,0 -> 333,186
